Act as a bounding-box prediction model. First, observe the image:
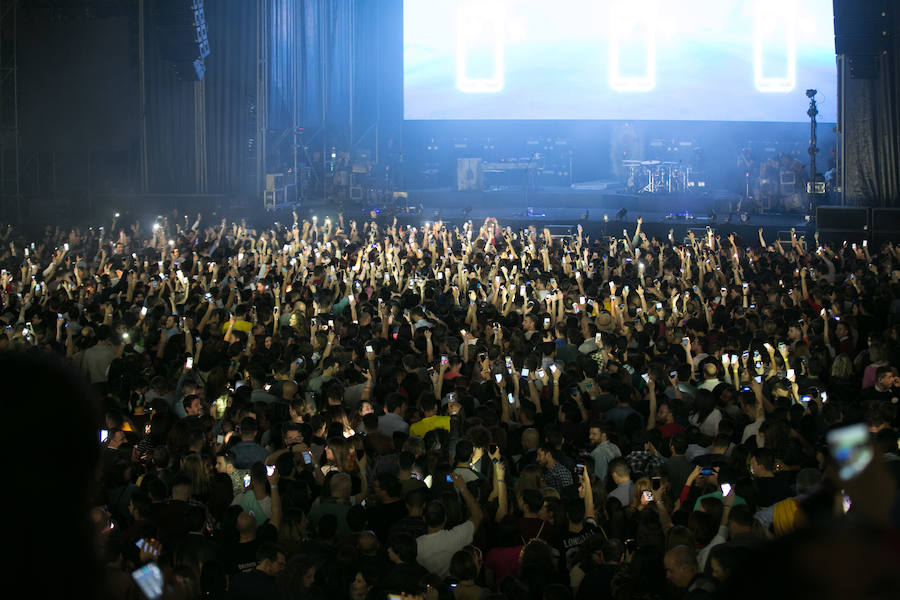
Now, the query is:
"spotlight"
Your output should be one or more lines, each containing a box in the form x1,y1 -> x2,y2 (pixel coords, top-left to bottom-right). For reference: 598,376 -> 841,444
603,214 -> 609,222
740,213 -> 750,223
616,208 -> 627,220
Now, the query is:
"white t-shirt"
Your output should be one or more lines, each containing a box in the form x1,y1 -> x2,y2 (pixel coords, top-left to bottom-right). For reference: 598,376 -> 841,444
416,520 -> 476,577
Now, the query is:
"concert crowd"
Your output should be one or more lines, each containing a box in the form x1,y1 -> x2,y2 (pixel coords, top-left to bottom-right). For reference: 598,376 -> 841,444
2,213 -> 899,600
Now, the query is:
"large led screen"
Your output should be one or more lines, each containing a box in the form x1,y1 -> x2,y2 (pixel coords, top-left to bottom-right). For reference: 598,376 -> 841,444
404,0 -> 837,122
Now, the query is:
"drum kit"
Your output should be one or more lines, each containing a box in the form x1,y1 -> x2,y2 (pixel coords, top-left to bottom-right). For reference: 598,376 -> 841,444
624,159 -> 691,194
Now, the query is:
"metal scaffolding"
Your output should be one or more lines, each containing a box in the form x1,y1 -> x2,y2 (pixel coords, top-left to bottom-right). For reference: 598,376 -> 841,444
0,0 -> 20,221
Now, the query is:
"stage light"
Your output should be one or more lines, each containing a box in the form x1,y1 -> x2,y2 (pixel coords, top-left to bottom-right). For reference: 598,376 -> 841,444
740,213 -> 750,223
604,214 -> 609,222
616,208 -> 627,220
580,210 -> 589,221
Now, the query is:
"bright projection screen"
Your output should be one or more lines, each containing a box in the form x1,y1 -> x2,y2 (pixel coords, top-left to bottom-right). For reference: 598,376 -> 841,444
404,0 -> 837,122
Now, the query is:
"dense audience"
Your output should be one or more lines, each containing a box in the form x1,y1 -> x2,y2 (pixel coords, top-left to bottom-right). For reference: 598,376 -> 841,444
2,212 -> 899,600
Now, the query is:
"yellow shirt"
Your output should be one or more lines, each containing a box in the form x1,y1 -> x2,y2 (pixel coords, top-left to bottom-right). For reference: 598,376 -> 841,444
409,414 -> 451,438
221,319 -> 253,334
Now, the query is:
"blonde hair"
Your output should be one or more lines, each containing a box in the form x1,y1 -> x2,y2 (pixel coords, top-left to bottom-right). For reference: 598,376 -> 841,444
831,354 -> 853,379
630,477 -> 653,509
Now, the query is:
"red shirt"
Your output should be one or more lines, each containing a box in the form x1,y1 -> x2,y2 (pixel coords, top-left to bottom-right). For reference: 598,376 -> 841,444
658,422 -> 686,438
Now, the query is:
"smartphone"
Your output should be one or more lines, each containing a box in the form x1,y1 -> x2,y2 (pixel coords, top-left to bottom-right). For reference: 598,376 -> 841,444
786,369 -> 795,381
669,370 -> 677,379
642,490 -> 654,502
494,373 -> 503,383
131,562 -> 164,600
445,474 -> 453,483
100,429 -> 109,443
507,392 -> 515,404
595,333 -> 603,345
536,369 -> 545,379
754,375 -> 762,384
700,467 -> 714,476
641,373 -> 650,383
441,355 -> 449,366
179,317 -> 185,329
521,368 -> 530,377
302,451 -> 312,465
720,483 -> 732,497
505,356 -> 512,369
575,464 -> 585,477
821,391 -> 828,403
543,317 -> 551,327
185,357 -> 193,370
549,364 -> 558,374
266,465 -> 275,477
651,476 -> 661,490
216,434 -> 224,445
827,423 -> 874,481
656,302 -> 663,311
243,474 -> 252,488
800,394 -> 812,404
141,306 -> 148,317
365,344 -> 374,354
682,337 -> 690,347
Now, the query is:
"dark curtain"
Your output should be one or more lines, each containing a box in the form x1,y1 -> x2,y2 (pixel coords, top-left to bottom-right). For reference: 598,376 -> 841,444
267,0 -> 298,129
144,0 -> 256,196
143,0 -> 397,199
842,9 -> 900,207
295,0 -> 385,137
204,0 -> 257,197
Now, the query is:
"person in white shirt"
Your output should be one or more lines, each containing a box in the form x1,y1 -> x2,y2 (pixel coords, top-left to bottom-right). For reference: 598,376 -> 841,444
416,473 -> 483,577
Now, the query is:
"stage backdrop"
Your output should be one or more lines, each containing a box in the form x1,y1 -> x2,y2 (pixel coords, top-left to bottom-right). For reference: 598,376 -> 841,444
404,0 -> 837,122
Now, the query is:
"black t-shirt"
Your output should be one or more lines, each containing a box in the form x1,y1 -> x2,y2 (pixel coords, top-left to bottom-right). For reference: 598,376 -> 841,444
226,568 -> 280,600
556,518 -> 601,572
222,539 -> 261,575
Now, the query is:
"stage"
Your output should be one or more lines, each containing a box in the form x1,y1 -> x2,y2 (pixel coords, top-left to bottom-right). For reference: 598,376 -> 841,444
378,185 -> 813,243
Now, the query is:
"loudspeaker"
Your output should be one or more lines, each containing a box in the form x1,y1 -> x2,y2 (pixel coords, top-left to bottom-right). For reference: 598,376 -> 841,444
816,206 -> 869,245
871,208 -> 900,232
834,0 -> 890,78
817,206 -> 868,230
155,0 -> 210,81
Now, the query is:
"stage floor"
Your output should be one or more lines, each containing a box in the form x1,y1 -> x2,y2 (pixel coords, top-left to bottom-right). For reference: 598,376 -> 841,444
389,186 -> 811,241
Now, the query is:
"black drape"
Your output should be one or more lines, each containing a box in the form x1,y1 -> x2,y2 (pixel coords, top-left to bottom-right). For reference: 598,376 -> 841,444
842,8 -> 900,207
144,0 -> 256,197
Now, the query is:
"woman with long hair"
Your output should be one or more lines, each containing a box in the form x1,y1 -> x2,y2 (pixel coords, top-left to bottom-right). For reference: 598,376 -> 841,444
449,549 -> 489,600
320,436 -> 358,477
180,453 -> 211,502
